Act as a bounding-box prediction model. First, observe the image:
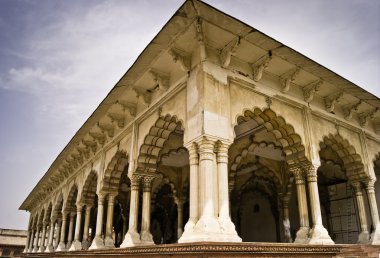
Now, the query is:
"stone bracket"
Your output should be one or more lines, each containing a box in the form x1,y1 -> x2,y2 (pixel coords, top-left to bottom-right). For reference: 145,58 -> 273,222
303,80 -> 323,103
324,91 -> 343,113
220,36 -> 240,68
280,67 -> 300,93
251,53 -> 272,82
169,48 -> 191,72
149,69 -> 170,92
358,108 -> 378,127
344,100 -> 362,120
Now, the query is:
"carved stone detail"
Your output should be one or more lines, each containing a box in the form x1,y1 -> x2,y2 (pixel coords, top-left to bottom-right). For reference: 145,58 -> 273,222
280,67 -> 300,93
132,87 -> 151,107
344,100 -> 362,120
169,48 -> 191,72
220,36 -> 240,68
252,54 -> 271,82
358,108 -> 378,127
324,92 -> 343,113
303,80 -> 323,103
149,69 -> 170,92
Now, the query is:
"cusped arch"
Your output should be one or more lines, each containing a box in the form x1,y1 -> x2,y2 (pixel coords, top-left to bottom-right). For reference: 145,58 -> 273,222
64,183 -> 78,212
80,170 -> 98,205
101,151 -> 129,193
321,134 -> 367,182
235,108 -> 305,164
137,114 -> 184,174
152,174 -> 177,204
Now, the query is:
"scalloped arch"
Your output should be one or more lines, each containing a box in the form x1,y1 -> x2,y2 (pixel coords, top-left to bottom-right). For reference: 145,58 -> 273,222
101,151 -> 129,193
65,184 -> 78,212
321,134 -> 367,181
80,170 -> 98,205
137,114 -> 184,174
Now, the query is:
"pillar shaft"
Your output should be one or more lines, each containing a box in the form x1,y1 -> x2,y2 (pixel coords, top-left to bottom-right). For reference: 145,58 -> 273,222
37,222 -> 48,252
282,197 -> 292,243
24,215 -> 32,253
55,220 -> 62,249
33,225 -> 40,252
67,213 -> 76,247
56,212 -> 68,251
45,219 -> 56,252
82,206 -> 92,245
104,194 -> 116,248
120,175 -> 141,247
306,165 -> 334,244
28,229 -> 35,252
89,195 -> 105,249
140,175 -> 155,244
365,180 -> 380,244
69,205 -> 83,251
177,200 -> 184,238
352,182 -> 369,243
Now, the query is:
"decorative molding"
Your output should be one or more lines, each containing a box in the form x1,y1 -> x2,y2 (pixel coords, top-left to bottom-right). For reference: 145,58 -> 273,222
82,139 -> 97,153
324,91 -> 343,113
89,131 -> 105,146
149,69 -> 170,92
220,36 -> 240,68
265,96 -> 272,108
358,108 -> 378,127
280,67 -> 300,93
97,122 -> 114,138
344,100 -> 362,120
251,54 -> 271,82
168,48 -> 191,72
107,112 -> 125,129
132,87 -> 151,107
303,80 -> 323,103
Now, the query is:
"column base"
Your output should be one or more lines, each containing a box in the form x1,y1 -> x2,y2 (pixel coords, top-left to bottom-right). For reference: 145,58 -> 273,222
81,240 -> 90,250
45,244 -> 55,252
140,231 -> 154,245
37,246 -> 45,253
120,230 -> 141,247
370,225 -> 380,245
55,242 -> 67,252
69,240 -> 82,251
88,236 -> 105,250
32,246 -> 39,253
357,231 -> 370,244
308,225 -> 334,245
194,216 -> 221,234
104,236 -> 115,248
294,227 -> 310,244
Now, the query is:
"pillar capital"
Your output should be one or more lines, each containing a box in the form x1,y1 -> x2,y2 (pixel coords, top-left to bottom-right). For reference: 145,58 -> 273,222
365,180 -> 376,191
305,163 -> 318,182
215,140 -> 231,164
185,142 -> 199,165
196,137 -> 215,161
142,175 -> 156,192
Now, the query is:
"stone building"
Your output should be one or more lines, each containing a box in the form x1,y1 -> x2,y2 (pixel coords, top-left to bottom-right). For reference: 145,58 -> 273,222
20,0 -> 380,255
0,228 -> 27,257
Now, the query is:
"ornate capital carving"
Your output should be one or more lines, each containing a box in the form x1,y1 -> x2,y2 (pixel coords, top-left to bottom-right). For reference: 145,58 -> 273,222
289,166 -> 305,185
220,36 -> 240,68
142,175 -> 156,192
303,80 -> 323,103
169,48 -> 191,72
305,164 -> 318,182
215,141 -> 230,164
252,54 -> 271,82
324,91 -> 343,113
197,137 -> 215,161
280,67 -> 300,93
185,142 -> 199,165
358,108 -> 378,127
344,100 -> 362,120
365,180 -> 376,192
351,182 -> 363,195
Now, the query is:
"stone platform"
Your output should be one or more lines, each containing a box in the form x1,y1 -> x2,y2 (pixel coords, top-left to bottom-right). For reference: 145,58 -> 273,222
21,242 -> 380,258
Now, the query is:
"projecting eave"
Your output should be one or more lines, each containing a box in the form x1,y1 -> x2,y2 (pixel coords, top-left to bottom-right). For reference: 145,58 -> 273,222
20,0 -> 379,211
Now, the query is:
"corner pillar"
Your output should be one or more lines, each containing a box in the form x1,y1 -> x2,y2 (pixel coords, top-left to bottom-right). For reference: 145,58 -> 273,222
282,196 -> 293,243
32,223 -> 40,252
89,194 -> 106,250
352,182 -> 370,243
365,180 -> 380,244
81,205 -> 92,250
140,175 -> 155,244
104,194 -> 117,248
306,165 -> 334,244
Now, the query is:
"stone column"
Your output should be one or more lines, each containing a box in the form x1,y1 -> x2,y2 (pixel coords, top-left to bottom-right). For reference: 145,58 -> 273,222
45,218 -> 56,252
179,142 -> 199,243
216,141 -> 241,241
352,182 -> 370,243
38,221 -> 48,252
69,204 -> 83,251
66,212 -> 76,249
306,165 -> 334,244
193,137 -> 221,238
81,205 -> 92,250
55,219 -> 62,250
365,180 -> 380,244
33,224 -> 40,252
56,212 -> 68,251
89,194 -> 105,249
177,199 -> 184,238
292,168 -> 310,243
121,175 -> 141,247
28,228 -> 35,253
23,215 -> 33,253
140,175 -> 155,244
282,196 -> 293,243
104,194 -> 116,248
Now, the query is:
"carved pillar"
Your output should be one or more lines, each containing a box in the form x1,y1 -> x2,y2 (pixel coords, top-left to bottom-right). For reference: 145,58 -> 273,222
33,223 -> 40,252
282,196 -> 292,243
193,138 -> 220,236
177,199 -> 184,238
81,205 -> 92,250
66,212 -> 76,249
140,175 -> 155,244
292,168 -> 310,243
104,194 -> 116,248
352,182 -> 370,243
306,165 -> 334,244
216,141 -> 241,241
121,175 -> 141,247
55,218 -> 62,250
365,180 -> 380,244
38,221 -> 48,252
69,204 -> 83,251
45,217 -> 56,252
56,212 -> 68,251
23,215 -> 32,253
89,194 -> 105,249
28,228 -> 35,253
179,142 -> 199,243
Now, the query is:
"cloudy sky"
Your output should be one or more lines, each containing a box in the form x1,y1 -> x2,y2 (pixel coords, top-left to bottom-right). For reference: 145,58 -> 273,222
0,0 -> 379,230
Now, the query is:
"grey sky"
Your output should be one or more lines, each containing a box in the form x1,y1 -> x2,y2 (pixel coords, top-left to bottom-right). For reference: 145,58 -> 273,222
0,0 -> 379,230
